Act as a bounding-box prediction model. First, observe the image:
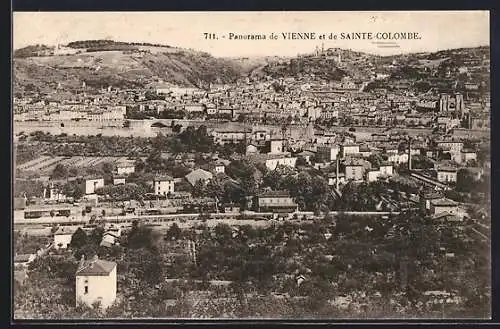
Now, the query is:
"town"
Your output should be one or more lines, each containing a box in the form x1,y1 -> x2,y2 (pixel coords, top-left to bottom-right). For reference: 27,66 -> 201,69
13,39 -> 490,319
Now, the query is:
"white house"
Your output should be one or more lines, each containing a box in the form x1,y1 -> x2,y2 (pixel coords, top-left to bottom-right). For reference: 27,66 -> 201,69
152,175 -> 175,196
84,177 -> 105,195
437,167 -> 458,183
460,149 -> 477,164
269,139 -> 284,154
100,228 -> 121,248
113,176 -> 126,185
366,164 -> 393,182
328,172 -> 346,186
387,152 -> 409,164
265,157 -> 297,171
115,162 -> 135,175
54,226 -> 80,249
340,144 -> 360,158
185,169 -> 213,187
379,164 -> 394,176
214,162 -> 226,174
75,256 -> 117,309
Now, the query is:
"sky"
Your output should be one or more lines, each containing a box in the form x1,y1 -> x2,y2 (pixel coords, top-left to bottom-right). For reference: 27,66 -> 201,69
13,11 -> 490,57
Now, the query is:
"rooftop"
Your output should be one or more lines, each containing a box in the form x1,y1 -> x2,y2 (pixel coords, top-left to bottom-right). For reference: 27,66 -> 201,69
431,198 -> 459,207
76,256 -> 116,276
153,174 -> 174,181
54,226 -> 81,236
258,190 -> 292,198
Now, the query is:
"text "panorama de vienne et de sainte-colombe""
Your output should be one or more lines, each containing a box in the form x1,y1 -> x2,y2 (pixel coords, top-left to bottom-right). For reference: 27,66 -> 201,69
203,32 -> 422,40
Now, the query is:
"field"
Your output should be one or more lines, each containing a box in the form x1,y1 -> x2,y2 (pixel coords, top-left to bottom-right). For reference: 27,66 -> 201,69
17,156 -> 131,175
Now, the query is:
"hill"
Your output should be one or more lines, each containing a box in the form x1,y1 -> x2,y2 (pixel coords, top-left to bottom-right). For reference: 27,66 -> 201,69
364,46 -> 490,94
13,41 -> 248,92
13,41 -> 490,94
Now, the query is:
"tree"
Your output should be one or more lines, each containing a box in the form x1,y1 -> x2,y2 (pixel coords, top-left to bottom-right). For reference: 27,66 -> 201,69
51,164 -> 68,180
191,180 -> 207,198
70,228 -> 88,250
227,160 -> 257,196
62,180 -> 84,200
456,169 -> 476,193
126,223 -> 159,251
166,223 -> 182,241
296,155 -> 308,166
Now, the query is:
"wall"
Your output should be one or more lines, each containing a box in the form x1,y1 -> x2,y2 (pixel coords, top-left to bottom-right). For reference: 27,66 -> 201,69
85,179 -> 105,194
75,266 -> 117,309
154,180 -> 175,195
54,234 -> 72,249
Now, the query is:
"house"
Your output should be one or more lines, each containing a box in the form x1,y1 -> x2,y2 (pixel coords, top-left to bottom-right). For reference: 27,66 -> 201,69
366,163 -> 394,182
437,167 -> 458,183
14,253 -> 36,268
296,150 -> 315,164
257,190 -> 298,213
267,139 -> 285,154
84,177 -> 105,195
113,176 -> 126,185
460,149 -> 477,164
223,203 -> 241,213
213,130 -> 248,145
252,130 -> 270,142
54,226 -> 81,249
317,145 -> 340,161
358,145 -> 372,157
184,103 -> 204,113
344,158 -> 370,182
387,152 -> 409,164
436,140 -> 464,153
340,143 -> 360,158
115,161 -> 135,175
100,228 -> 121,248
366,169 -> 382,182
152,174 -> 175,196
265,156 -> 297,171
328,172 -> 346,186
214,161 -> 226,174
430,198 -> 459,216
246,144 -> 259,155
420,191 -> 443,212
75,255 -> 117,309
379,163 -> 394,176
185,169 -> 213,187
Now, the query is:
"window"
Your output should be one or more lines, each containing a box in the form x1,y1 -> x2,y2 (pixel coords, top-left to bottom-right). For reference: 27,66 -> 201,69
84,286 -> 89,294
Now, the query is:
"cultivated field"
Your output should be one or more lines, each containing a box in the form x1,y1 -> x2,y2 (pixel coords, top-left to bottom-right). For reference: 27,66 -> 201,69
17,156 -> 131,175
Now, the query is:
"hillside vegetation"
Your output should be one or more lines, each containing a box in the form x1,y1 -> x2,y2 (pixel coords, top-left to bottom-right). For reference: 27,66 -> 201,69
13,41 -> 247,90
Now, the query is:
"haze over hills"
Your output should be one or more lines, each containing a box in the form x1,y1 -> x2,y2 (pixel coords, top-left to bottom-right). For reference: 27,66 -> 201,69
13,40 -> 489,95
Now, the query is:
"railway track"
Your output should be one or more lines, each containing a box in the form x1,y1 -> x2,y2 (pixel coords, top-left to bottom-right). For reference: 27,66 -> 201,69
14,211 -> 401,226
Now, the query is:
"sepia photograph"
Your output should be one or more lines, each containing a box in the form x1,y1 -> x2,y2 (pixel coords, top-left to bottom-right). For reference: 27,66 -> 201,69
12,11 -> 491,320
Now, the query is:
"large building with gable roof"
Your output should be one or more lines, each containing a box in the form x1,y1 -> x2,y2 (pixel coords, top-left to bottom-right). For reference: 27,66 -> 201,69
75,255 -> 117,309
